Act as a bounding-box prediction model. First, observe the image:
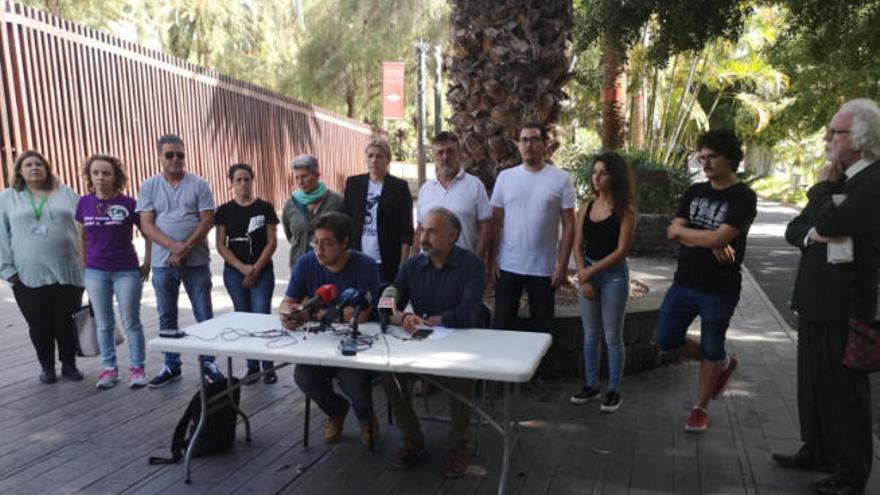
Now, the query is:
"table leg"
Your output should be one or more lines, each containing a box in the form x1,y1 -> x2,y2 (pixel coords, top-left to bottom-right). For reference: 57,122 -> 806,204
184,364 -> 208,483
226,357 -> 251,442
303,397 -> 311,449
497,381 -> 512,495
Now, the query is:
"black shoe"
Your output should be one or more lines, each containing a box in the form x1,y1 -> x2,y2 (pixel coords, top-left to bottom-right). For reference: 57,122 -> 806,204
600,391 -> 622,413
263,370 -> 278,384
40,369 -> 57,384
771,449 -> 834,473
243,368 -> 261,385
61,365 -> 84,381
570,385 -> 601,405
814,475 -> 865,495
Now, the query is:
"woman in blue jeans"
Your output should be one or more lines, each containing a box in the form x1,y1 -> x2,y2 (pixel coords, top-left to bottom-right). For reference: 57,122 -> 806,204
76,155 -> 152,389
569,151 -> 636,412
215,163 -> 279,384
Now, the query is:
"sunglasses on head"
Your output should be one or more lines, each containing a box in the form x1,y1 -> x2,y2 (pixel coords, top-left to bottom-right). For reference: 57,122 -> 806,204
164,152 -> 185,160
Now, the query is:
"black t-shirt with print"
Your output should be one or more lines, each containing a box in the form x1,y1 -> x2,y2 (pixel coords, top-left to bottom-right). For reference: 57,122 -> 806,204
214,199 -> 280,267
673,181 -> 757,294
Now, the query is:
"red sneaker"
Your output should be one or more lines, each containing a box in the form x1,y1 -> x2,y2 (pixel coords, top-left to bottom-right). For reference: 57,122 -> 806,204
713,356 -> 738,399
685,406 -> 708,433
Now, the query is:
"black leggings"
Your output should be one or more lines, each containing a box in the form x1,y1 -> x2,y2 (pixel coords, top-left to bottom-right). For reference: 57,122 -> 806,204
12,283 -> 84,371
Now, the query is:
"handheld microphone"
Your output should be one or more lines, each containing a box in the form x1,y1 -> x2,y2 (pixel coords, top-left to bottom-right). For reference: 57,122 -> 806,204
342,292 -> 372,356
378,285 -> 398,333
294,284 -> 339,316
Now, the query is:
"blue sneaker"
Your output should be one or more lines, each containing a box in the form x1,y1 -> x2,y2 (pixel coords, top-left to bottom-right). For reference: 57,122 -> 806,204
148,366 -> 181,388
203,361 -> 225,383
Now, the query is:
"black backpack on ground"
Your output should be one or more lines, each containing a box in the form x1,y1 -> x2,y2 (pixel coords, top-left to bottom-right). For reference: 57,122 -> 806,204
148,377 -> 241,464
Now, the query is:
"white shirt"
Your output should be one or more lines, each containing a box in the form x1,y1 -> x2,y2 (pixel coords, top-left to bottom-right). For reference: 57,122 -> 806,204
361,180 -> 383,262
490,163 -> 576,276
417,168 -> 491,253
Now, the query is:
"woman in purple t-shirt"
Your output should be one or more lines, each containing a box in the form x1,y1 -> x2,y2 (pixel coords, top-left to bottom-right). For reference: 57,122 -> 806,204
76,155 -> 152,389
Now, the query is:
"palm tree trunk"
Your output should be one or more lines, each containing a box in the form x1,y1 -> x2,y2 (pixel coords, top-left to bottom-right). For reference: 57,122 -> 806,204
601,39 -> 627,150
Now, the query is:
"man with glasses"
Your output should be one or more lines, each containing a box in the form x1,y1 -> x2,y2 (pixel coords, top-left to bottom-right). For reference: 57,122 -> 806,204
775,99 -> 880,495
656,128 -> 756,433
136,134 -> 223,387
413,132 -> 492,261
279,212 -> 380,447
489,121 -> 576,401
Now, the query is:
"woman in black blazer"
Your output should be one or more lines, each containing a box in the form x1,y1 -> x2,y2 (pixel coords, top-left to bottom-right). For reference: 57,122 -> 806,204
343,138 -> 414,284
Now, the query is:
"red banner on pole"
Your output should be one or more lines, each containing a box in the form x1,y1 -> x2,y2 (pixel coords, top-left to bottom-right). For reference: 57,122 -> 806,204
383,62 -> 405,120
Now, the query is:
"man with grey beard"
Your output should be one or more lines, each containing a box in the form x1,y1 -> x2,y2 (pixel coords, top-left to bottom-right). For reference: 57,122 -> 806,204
412,132 -> 491,262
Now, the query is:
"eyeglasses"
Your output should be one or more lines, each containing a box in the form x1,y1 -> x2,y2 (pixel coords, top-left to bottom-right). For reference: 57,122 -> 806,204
826,127 -> 852,137
164,152 -> 185,160
309,238 -> 339,250
696,153 -> 720,164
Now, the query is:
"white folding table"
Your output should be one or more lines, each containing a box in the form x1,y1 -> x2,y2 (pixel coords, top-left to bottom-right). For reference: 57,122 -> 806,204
148,312 -> 551,495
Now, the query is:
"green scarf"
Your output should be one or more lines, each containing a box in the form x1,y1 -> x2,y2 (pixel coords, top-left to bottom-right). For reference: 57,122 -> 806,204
293,181 -> 327,205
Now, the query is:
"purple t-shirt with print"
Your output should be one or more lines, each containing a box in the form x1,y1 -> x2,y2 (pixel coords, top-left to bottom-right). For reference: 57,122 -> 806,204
75,194 -> 141,271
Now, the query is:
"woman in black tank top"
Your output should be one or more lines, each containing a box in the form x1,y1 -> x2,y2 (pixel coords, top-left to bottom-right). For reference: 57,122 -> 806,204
569,152 -> 636,413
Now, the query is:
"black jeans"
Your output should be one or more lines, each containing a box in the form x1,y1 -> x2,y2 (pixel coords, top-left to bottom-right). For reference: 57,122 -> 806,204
493,270 -> 555,377
12,283 -> 84,371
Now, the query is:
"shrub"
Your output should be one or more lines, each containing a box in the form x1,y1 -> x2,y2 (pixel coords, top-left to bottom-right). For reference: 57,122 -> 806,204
559,146 -> 692,214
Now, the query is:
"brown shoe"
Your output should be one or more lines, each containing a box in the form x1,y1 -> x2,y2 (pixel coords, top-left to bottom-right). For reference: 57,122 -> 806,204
392,437 -> 425,468
359,414 -> 380,447
323,402 -> 349,444
445,447 -> 468,478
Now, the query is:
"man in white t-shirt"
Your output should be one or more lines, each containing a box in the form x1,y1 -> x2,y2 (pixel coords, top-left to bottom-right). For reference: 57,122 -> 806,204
413,132 -> 492,261
489,122 -> 575,394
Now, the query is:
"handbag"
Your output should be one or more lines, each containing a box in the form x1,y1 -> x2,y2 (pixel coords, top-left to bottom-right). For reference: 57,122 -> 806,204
843,319 -> 880,373
72,304 -> 125,358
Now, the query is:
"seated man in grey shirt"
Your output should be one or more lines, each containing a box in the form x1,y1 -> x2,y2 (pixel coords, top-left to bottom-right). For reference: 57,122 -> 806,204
383,206 -> 486,478
136,133 -> 222,387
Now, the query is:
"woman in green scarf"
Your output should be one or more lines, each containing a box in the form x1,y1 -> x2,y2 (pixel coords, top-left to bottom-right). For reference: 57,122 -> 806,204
281,154 -> 345,269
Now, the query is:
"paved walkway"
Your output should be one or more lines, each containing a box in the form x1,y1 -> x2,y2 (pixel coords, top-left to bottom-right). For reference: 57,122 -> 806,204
0,232 -> 876,494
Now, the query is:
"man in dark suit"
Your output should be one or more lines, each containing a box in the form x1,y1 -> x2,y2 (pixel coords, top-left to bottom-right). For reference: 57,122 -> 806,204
778,98 -> 880,495
343,137 -> 414,284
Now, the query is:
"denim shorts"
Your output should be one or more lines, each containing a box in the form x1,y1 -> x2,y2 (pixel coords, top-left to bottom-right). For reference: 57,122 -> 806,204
655,281 -> 740,362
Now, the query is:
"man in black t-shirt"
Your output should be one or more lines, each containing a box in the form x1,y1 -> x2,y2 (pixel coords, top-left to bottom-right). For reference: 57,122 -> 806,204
656,129 -> 757,434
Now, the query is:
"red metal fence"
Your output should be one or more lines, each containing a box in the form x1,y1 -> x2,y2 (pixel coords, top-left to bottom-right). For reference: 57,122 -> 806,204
0,2 -> 373,208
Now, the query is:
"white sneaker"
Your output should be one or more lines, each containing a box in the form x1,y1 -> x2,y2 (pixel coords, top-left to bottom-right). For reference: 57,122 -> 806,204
96,368 -> 119,389
129,367 -> 148,388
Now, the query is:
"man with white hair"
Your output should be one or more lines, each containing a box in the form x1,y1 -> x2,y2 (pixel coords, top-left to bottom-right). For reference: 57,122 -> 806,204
281,154 -> 345,269
778,98 -> 880,495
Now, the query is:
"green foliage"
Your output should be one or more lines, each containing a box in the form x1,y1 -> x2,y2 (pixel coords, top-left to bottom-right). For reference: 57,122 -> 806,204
750,175 -> 807,206
765,1 -> 880,139
558,143 -> 692,214
286,0 -> 449,121
574,0 -> 751,64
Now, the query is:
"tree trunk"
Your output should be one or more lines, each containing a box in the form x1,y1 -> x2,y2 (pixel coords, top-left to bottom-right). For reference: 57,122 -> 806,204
601,40 -> 627,151
630,78 -> 645,150
446,0 -> 573,184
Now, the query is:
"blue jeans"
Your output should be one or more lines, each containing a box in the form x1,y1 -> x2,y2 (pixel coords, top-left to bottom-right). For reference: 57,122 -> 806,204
152,265 -> 214,369
294,365 -> 374,420
84,268 -> 146,369
655,281 -> 740,362
223,265 -> 275,371
578,259 -> 629,392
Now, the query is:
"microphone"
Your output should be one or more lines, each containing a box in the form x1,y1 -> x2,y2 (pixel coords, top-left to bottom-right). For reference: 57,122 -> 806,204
295,284 -> 339,316
320,287 -> 360,326
378,285 -> 398,333
349,292 -> 373,325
